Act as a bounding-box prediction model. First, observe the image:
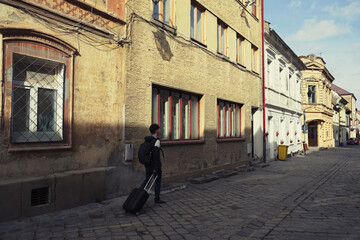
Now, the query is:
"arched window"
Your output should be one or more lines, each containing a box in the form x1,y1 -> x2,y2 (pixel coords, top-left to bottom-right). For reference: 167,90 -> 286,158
1,29 -> 76,151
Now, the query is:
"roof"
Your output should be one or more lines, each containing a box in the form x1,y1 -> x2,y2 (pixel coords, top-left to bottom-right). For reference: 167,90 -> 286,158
332,84 -> 357,100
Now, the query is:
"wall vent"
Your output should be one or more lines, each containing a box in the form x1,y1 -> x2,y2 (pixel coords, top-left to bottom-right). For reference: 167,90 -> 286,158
31,187 -> 49,207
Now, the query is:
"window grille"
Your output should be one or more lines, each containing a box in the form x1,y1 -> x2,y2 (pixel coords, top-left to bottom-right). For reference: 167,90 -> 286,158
31,187 -> 50,206
11,53 -> 65,143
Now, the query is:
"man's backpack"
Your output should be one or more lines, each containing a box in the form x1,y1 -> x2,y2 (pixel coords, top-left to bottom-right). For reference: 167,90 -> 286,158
138,140 -> 156,165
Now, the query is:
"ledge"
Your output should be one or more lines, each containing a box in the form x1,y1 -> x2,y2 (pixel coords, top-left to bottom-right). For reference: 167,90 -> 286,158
191,38 -> 207,48
151,18 -> 177,35
161,139 -> 205,146
8,144 -> 72,152
216,137 -> 245,143
237,63 -> 247,69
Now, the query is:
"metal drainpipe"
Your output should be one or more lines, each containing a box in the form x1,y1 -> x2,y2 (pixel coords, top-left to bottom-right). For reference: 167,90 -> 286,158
261,0 -> 266,163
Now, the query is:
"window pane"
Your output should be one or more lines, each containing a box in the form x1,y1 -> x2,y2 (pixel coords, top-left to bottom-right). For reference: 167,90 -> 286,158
236,105 -> 241,137
221,26 -> 224,53
182,94 -> 190,139
12,88 -> 30,132
153,2 -> 160,20
37,88 -> 56,132
231,104 -> 235,137
226,103 -> 230,137
196,8 -> 202,41
11,54 -> 64,143
163,0 -> 170,24
172,92 -> 180,140
160,90 -> 169,140
219,102 -> 224,137
191,96 -> 199,139
217,24 -> 220,52
190,4 -> 195,38
152,88 -> 158,124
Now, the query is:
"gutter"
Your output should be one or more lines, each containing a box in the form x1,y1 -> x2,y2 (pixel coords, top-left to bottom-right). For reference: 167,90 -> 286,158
261,0 -> 266,163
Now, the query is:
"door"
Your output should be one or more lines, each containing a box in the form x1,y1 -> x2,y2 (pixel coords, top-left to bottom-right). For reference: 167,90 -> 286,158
308,122 -> 318,146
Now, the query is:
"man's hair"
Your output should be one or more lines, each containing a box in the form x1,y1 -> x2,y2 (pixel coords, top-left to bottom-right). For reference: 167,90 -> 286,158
149,124 -> 160,134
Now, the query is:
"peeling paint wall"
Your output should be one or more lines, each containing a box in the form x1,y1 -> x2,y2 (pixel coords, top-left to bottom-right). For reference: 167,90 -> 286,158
0,0 -> 134,192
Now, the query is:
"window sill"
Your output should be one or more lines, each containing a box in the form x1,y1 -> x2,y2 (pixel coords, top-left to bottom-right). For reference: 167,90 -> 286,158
217,137 -> 245,143
8,143 -> 72,152
217,52 -> 229,60
191,38 -> 207,48
161,139 -> 205,146
237,63 -> 246,69
252,70 -> 260,75
151,18 -> 177,35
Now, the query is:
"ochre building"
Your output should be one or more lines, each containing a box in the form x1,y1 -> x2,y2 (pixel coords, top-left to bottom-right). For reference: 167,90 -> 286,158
0,0 -> 127,222
124,0 -> 264,181
300,54 -> 334,148
0,0 -> 264,221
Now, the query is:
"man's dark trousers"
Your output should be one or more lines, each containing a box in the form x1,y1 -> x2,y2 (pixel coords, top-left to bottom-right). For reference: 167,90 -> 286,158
140,168 -> 162,201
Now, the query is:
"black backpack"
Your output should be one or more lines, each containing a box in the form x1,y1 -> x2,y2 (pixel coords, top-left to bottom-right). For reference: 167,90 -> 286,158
138,140 -> 156,165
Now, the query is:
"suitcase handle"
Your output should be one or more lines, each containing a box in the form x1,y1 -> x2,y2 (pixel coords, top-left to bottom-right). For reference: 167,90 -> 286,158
144,174 -> 158,193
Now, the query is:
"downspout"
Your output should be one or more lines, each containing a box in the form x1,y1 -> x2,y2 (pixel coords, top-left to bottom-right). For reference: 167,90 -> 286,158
261,0 -> 266,163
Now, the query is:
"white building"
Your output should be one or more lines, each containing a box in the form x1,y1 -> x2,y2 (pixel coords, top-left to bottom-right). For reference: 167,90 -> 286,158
332,90 -> 348,146
264,22 -> 306,161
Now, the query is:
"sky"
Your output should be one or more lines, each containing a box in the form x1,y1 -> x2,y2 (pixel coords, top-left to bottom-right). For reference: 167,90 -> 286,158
264,0 -> 360,109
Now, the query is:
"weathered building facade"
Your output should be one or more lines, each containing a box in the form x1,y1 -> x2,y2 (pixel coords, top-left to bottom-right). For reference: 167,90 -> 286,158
124,0 -> 264,180
0,0 -> 130,222
0,0 -> 264,221
300,54 -> 334,148
264,22 -> 305,161
332,90 -> 348,146
332,84 -> 357,139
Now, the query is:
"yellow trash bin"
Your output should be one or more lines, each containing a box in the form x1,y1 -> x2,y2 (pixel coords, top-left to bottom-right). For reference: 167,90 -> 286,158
278,145 -> 289,161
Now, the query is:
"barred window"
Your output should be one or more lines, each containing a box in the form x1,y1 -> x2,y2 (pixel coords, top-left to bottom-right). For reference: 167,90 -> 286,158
2,29 -> 75,151
11,54 -> 65,143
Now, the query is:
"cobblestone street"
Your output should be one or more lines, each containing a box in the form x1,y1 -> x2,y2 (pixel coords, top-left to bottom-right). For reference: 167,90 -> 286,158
1,146 -> 360,240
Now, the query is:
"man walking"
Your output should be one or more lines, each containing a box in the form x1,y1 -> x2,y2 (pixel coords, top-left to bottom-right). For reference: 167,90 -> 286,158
140,124 -> 166,204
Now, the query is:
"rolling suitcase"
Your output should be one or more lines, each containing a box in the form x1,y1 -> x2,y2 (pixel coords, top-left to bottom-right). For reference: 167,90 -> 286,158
123,175 -> 158,213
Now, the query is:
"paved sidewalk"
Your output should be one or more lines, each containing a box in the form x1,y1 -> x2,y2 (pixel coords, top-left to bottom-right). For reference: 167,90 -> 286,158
1,146 -> 360,239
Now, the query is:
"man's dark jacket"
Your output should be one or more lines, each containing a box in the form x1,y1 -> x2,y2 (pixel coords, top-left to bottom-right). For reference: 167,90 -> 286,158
144,136 -> 162,171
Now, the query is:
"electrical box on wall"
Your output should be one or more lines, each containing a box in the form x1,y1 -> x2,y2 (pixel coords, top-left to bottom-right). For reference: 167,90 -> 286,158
247,143 -> 252,155
125,144 -> 133,161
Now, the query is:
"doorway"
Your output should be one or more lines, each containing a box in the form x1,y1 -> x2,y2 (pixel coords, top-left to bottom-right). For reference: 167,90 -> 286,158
308,121 -> 318,146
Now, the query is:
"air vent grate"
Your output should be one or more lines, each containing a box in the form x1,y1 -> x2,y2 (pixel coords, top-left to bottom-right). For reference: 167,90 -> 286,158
31,187 -> 49,207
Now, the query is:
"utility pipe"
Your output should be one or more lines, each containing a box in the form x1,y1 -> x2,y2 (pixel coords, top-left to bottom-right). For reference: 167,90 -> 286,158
261,0 -> 266,163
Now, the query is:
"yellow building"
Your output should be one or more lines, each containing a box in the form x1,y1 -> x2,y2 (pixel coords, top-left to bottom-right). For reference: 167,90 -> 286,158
0,0 -> 264,221
300,54 -> 334,148
0,0 -> 126,221
124,0 -> 264,181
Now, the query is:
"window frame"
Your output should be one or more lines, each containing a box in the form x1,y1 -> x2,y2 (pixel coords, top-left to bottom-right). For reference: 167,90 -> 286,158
152,85 -> 202,143
217,99 -> 244,140
252,0 -> 257,17
217,20 -> 228,56
236,34 -> 245,66
251,44 -> 259,73
190,1 -> 206,44
153,0 -> 174,27
1,29 -> 76,151
308,85 -> 316,104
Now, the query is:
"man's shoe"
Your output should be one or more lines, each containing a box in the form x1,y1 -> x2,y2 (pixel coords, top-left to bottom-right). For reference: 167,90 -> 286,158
155,199 -> 166,204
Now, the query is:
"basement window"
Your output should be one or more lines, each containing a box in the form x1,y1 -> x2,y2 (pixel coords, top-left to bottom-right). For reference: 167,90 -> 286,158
31,187 -> 50,207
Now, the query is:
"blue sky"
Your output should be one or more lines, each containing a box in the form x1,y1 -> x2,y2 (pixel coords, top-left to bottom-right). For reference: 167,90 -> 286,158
264,0 -> 360,108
